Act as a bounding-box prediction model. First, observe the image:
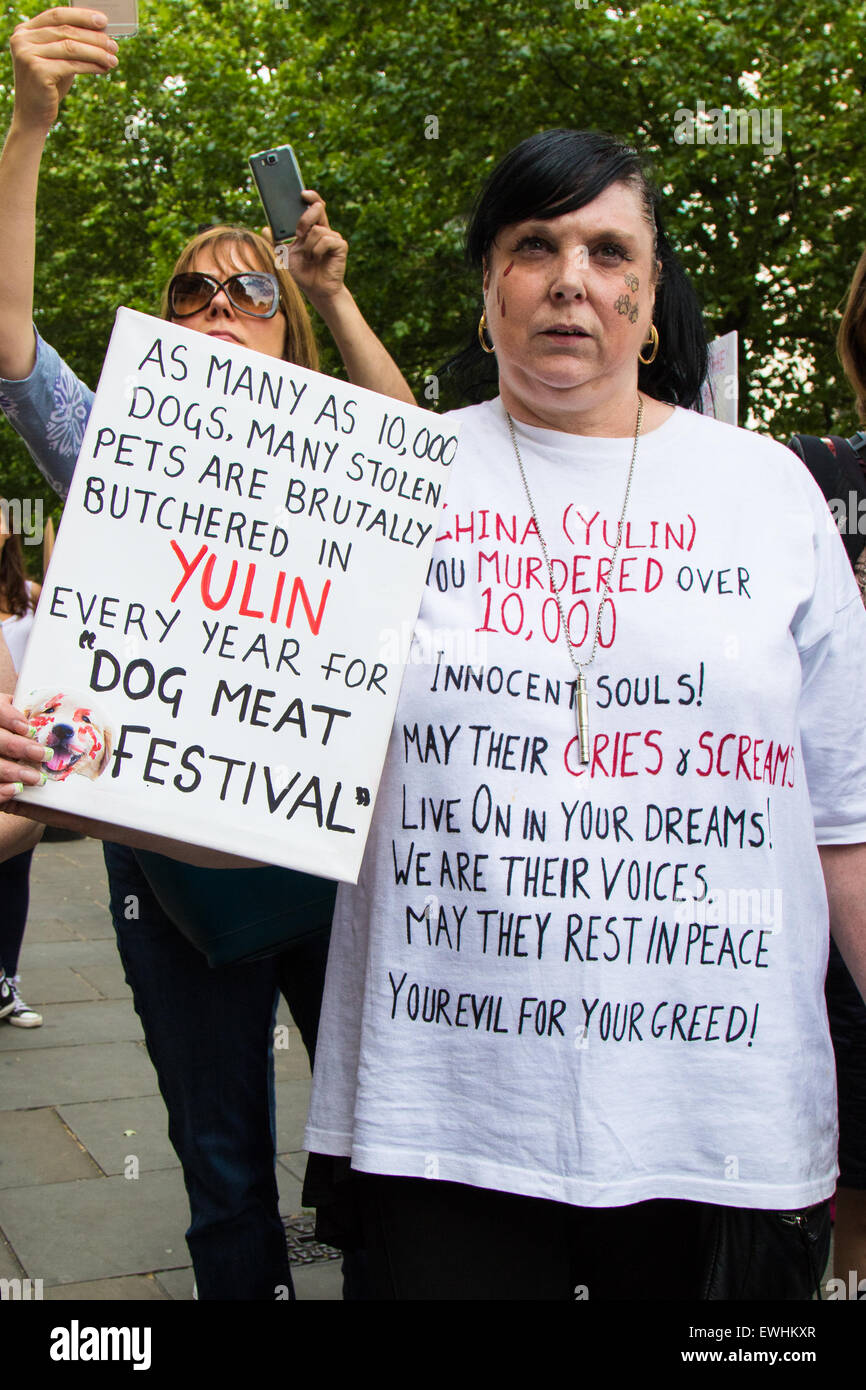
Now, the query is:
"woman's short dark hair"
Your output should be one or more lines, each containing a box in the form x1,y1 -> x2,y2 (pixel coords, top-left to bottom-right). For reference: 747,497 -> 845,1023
444,128 -> 707,409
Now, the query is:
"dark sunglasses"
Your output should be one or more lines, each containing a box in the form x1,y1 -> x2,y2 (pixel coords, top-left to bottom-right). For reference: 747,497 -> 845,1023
168,271 -> 281,319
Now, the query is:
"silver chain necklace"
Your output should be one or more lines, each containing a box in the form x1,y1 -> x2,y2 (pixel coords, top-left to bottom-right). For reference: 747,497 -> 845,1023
504,397 -> 643,765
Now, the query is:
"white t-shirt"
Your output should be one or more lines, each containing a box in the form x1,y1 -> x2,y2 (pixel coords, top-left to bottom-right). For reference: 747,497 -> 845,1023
305,399 -> 866,1210
1,582 -> 37,671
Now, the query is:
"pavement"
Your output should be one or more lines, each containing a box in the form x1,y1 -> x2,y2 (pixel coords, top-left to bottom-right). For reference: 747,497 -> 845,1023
0,834 -> 343,1301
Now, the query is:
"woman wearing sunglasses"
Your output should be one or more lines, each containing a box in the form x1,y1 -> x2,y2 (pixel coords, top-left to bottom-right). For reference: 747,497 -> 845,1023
0,6 -> 412,1300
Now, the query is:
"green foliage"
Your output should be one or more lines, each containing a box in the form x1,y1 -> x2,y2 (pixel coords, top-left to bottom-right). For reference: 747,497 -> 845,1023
1,0 -> 864,548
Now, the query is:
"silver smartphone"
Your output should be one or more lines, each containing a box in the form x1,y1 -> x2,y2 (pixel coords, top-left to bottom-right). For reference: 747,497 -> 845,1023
249,146 -> 306,243
68,1 -> 138,37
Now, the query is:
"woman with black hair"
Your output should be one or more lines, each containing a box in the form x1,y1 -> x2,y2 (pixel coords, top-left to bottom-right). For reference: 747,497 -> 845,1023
302,128 -> 866,1299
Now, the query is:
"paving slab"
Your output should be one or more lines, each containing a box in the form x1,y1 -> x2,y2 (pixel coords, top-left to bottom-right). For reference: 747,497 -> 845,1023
292,1260 -> 343,1301
31,837 -> 108,878
29,857 -> 97,884
0,999 -> 143,1052
27,901 -> 109,928
58,1096 -> 179,1176
0,1107 -> 100,1189
17,938 -> 123,969
273,1029 -> 314,1083
0,1229 -> 26,1280
67,917 -> 115,941
28,859 -> 99,886
10,966 -> 101,1006
152,1267 -> 194,1300
27,898 -> 111,930
45,1274 -> 169,1300
29,847 -> 110,904
0,1039 -> 159,1109
71,962 -> 133,1000
0,1168 -> 192,1285
274,1079 -> 314,1153
18,917 -> 84,945
277,1153 -> 309,1185
276,1166 -> 305,1216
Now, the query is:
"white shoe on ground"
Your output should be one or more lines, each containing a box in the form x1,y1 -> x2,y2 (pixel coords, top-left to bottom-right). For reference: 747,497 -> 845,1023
6,976 -> 43,1028
0,972 -> 14,1020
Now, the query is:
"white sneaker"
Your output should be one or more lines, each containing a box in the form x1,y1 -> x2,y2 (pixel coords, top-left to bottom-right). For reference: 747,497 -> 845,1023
7,977 -> 43,1028
0,973 -> 14,1020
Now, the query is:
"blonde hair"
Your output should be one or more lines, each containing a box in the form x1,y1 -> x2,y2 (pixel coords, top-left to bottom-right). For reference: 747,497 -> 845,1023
838,246 -> 866,423
160,225 -> 319,371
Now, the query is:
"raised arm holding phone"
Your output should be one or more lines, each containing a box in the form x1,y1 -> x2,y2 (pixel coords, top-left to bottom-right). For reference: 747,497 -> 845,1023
0,5 -> 412,1301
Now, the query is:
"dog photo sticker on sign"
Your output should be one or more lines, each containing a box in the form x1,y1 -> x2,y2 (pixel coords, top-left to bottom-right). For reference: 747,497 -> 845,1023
23,690 -> 114,781
15,307 -> 458,881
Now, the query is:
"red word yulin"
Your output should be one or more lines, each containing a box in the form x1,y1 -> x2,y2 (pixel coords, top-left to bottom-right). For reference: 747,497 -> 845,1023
168,542 -> 330,634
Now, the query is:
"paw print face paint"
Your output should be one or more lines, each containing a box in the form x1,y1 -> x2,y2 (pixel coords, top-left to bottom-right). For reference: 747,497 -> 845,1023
23,692 -> 114,782
624,272 -> 639,293
614,294 -> 631,316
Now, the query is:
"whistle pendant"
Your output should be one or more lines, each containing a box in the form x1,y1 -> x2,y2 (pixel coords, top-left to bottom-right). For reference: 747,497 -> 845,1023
576,672 -> 590,764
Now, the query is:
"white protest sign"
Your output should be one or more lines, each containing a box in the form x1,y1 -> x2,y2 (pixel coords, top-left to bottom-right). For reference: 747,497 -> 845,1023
15,308 -> 457,880
699,330 -> 738,425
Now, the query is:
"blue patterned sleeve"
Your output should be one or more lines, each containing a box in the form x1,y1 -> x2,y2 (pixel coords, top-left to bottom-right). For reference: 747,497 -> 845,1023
0,328 -> 94,501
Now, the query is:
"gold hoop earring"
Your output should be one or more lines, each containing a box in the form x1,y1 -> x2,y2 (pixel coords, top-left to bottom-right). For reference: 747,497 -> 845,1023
478,309 -> 495,354
638,322 -> 659,366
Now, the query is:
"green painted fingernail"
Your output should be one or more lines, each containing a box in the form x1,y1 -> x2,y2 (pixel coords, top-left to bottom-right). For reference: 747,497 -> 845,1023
28,726 -> 38,737
40,773 -> 48,786
13,782 -> 24,794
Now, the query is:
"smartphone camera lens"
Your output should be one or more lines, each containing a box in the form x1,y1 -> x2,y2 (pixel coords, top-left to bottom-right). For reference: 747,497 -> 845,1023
266,154 -> 277,164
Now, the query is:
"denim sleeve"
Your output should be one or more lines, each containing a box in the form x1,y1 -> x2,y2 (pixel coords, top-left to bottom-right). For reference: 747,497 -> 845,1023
0,327 -> 94,501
